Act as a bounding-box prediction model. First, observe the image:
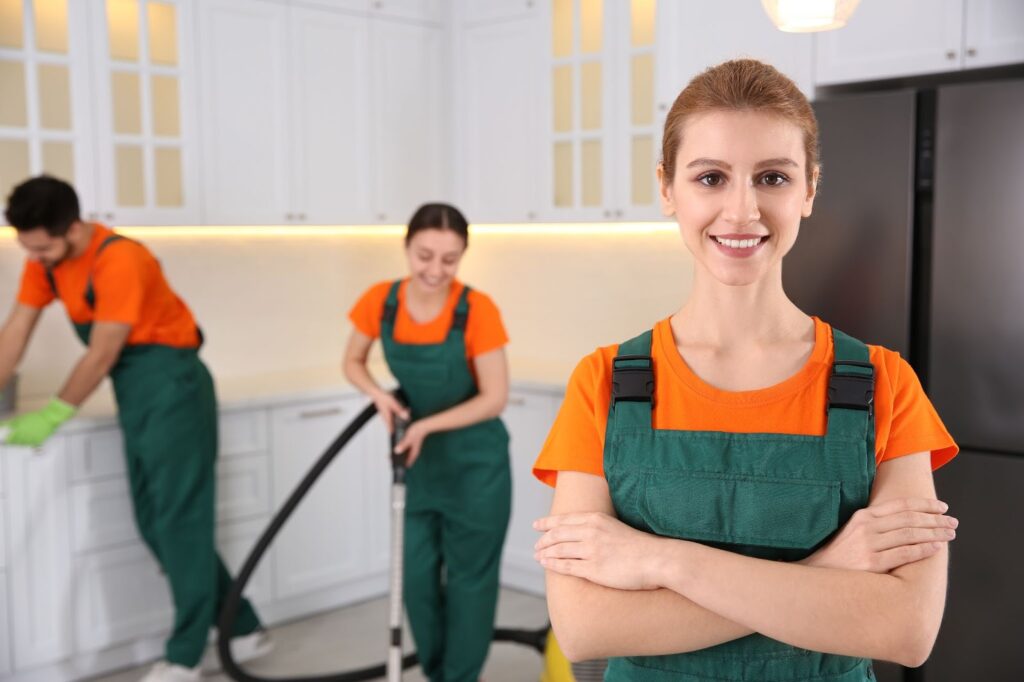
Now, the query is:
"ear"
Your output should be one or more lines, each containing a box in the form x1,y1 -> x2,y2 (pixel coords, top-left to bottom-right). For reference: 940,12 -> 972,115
802,166 -> 820,218
657,163 -> 675,217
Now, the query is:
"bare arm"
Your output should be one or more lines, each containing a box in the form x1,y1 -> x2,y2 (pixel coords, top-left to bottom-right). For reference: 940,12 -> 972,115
57,322 -> 130,406
0,304 -> 42,387
543,471 -> 753,661
654,453 -> 947,667
342,328 -> 408,432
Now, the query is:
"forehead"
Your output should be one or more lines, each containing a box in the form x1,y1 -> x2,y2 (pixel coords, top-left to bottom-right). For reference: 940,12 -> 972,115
16,228 -> 57,249
678,110 -> 806,165
408,228 -> 465,253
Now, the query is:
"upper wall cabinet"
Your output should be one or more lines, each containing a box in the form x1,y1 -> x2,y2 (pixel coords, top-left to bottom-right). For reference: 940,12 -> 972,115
816,0 -> 1024,86
0,0 -> 96,216
657,1 -> 813,100
89,0 -> 200,225
454,0 -> 543,222
542,0 -> 663,222
199,0 -> 448,225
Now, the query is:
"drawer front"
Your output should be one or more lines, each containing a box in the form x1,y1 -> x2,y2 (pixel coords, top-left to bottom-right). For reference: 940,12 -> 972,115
216,453 -> 271,523
220,408 -> 269,457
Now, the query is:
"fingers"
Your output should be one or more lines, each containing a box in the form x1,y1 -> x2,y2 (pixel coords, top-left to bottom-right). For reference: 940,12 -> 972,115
533,512 -> 607,532
872,541 -> 944,573
875,525 -> 956,551
873,510 -> 959,533
869,497 -> 948,517
535,540 -> 588,561
534,524 -> 590,551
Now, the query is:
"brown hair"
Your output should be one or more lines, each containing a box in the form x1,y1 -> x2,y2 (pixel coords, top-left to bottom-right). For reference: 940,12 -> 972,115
405,203 -> 469,248
661,59 -> 819,185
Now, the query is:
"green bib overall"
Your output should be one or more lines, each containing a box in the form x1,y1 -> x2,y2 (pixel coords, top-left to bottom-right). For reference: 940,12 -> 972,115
602,327 -> 877,682
47,235 -> 260,667
380,280 -> 512,682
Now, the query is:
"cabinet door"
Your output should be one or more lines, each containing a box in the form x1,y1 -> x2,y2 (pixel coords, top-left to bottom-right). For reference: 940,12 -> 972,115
270,397 -> 370,599
72,542 -> 173,654
0,571 -> 9,676
371,19 -> 448,224
457,12 -> 542,222
501,391 -> 556,594
289,5 -> 372,224
357,416 -> 393,576
815,0 -> 964,85
89,0 -> 200,225
544,0 -> 615,221
0,0 -> 96,217
198,0 -> 291,224
218,516 -> 273,608
5,439 -> 73,669
963,0 -> 1024,69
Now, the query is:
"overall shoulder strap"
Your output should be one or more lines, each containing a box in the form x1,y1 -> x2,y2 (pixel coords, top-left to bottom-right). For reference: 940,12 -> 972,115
84,234 -> 130,310
608,329 -> 655,433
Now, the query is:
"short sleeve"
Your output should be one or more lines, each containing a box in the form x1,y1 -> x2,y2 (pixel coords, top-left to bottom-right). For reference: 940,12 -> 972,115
532,351 -> 611,487
92,242 -> 146,326
16,260 -> 55,309
348,282 -> 390,339
879,356 -> 958,470
465,291 -> 509,357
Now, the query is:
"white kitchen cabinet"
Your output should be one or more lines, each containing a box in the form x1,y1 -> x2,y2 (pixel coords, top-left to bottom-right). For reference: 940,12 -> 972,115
217,516 -> 274,608
198,0 -> 292,224
5,438 -> 73,670
501,389 -> 558,594
0,572 -> 10,677
370,18 -> 449,224
542,0 -> 663,222
461,0 -> 538,26
87,0 -> 201,225
0,0 -> 97,217
963,0 -> 1024,69
371,0 -> 445,24
269,396 -> 374,598
816,0 -> 1024,86
288,5 -> 373,224
72,542 -> 173,655
658,1 -> 813,100
455,6 -> 543,222
358,415 -> 394,576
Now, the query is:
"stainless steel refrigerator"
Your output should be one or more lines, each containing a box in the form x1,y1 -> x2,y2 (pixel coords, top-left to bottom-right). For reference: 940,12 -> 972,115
783,79 -> 1024,682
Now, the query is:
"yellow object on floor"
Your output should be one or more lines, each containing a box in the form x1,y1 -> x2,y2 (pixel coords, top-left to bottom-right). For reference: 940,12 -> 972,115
540,630 -> 575,682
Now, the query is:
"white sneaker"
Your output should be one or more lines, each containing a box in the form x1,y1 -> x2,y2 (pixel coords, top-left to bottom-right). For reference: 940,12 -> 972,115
139,661 -> 201,682
200,629 -> 274,673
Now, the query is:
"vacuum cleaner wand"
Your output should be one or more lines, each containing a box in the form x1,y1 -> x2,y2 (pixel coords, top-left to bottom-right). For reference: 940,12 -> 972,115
387,414 -> 410,682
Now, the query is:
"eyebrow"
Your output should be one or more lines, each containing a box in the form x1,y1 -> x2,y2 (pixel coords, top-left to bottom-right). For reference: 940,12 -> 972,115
685,157 -> 800,170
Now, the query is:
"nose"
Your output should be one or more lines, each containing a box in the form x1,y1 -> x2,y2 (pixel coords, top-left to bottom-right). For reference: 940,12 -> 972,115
721,180 -> 761,227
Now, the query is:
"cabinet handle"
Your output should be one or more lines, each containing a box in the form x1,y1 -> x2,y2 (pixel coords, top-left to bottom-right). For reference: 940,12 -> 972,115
297,212 -> 307,221
507,396 -> 526,406
374,0 -> 382,8
104,212 -> 114,221
966,47 -> 977,58
603,209 -> 612,218
299,407 -> 344,420
946,50 -> 957,60
527,211 -> 536,220
658,102 -> 668,112
615,209 -> 623,218
377,213 -> 387,221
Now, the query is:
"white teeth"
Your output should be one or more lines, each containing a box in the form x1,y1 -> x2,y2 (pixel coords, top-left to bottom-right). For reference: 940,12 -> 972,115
714,236 -> 763,249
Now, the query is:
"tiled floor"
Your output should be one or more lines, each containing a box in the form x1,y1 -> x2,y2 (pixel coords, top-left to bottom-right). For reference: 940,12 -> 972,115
91,589 -> 549,682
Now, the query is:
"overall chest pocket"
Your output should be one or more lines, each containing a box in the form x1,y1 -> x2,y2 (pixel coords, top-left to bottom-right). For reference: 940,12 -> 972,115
639,471 -> 841,550
386,357 -> 451,387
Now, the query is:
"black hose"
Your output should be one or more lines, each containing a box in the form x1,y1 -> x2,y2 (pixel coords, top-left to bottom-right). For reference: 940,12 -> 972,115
217,397 -> 550,682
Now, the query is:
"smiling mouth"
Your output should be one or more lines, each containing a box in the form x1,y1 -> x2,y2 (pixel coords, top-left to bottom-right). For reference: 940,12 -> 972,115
711,235 -> 769,249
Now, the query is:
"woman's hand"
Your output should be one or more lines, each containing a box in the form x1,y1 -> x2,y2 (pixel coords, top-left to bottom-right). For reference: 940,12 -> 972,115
393,419 -> 433,467
804,497 -> 957,573
372,390 -> 410,434
533,512 -> 667,591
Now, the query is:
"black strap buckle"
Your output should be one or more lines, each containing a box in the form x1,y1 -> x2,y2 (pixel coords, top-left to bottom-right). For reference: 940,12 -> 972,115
828,361 -> 875,415
612,355 -> 654,405
452,310 -> 468,331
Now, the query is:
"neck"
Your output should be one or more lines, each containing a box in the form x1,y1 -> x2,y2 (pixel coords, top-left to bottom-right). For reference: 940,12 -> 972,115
67,221 -> 95,259
673,266 -> 810,348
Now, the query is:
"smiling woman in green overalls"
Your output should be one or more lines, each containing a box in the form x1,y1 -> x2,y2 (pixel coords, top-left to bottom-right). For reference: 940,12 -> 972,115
344,203 -> 512,682
0,177 -> 269,682
531,60 -> 960,680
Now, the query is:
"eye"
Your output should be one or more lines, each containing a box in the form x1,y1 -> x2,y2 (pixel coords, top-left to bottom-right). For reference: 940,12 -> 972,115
759,172 -> 789,187
697,172 -> 724,187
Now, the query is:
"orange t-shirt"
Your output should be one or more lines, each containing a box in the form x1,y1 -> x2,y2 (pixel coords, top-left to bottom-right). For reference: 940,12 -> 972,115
17,224 -> 200,348
349,279 -> 508,358
534,317 -> 958,487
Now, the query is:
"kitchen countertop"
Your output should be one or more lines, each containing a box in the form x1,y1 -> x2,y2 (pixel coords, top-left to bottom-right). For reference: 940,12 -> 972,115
7,358 -> 569,433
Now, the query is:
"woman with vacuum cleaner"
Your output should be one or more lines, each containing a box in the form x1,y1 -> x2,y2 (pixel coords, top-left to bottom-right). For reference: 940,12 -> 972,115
343,203 -> 511,682
532,59 -> 959,680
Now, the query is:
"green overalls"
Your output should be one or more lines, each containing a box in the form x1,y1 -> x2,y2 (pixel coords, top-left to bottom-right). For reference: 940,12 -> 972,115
47,235 -> 261,667
602,326 -> 877,682
380,280 -> 512,682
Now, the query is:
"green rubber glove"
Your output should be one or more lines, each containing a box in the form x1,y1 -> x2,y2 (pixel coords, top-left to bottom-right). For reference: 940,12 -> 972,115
2,398 -> 77,447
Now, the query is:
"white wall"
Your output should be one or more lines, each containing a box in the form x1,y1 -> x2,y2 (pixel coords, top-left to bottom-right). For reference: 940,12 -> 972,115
0,225 -> 693,399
